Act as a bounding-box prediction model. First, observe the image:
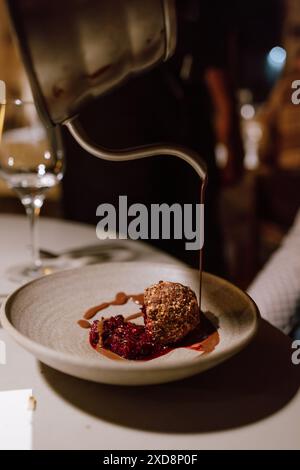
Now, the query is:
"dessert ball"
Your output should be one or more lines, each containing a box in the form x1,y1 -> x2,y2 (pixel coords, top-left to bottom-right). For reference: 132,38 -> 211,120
144,281 -> 200,345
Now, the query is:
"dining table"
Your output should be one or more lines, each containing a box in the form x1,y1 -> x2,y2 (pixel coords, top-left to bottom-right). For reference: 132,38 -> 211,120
0,214 -> 299,450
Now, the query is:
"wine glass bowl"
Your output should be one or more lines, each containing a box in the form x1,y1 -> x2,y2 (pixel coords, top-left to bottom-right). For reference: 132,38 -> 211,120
0,99 -> 65,280
0,105 -> 63,190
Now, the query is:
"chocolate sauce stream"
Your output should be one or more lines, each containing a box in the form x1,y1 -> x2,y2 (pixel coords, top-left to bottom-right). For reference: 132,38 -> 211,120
199,178 -> 207,309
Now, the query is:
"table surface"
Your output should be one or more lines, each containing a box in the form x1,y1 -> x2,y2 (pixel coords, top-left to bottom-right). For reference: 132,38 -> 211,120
0,215 -> 299,450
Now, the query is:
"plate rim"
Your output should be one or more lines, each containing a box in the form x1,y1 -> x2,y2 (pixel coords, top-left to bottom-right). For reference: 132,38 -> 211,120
0,262 -> 260,372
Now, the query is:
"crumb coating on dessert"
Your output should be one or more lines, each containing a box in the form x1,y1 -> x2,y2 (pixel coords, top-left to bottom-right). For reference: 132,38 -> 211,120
144,281 -> 200,345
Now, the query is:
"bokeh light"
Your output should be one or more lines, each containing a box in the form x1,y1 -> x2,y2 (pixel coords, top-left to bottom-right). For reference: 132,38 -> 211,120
267,46 -> 286,70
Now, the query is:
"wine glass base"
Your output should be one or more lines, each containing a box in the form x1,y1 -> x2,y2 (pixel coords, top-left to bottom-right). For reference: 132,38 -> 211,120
6,258 -> 82,283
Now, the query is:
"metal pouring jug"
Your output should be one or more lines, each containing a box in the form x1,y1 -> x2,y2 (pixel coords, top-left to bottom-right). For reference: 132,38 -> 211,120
6,0 -> 177,125
6,0 -> 207,300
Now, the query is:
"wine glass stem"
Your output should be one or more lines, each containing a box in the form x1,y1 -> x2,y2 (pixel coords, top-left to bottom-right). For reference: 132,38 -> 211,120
24,200 -> 42,269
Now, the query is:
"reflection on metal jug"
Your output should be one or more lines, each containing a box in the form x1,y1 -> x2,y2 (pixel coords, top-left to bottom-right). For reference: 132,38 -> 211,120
6,0 -> 176,125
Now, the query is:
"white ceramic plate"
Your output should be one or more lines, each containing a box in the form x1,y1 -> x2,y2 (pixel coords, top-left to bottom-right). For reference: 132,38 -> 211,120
0,262 -> 258,385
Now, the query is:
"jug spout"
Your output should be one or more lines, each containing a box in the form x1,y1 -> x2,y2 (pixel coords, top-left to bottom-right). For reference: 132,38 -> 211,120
66,118 -> 207,183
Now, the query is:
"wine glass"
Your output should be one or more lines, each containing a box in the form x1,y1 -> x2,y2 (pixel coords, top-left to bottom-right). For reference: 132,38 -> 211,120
0,98 -> 69,281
